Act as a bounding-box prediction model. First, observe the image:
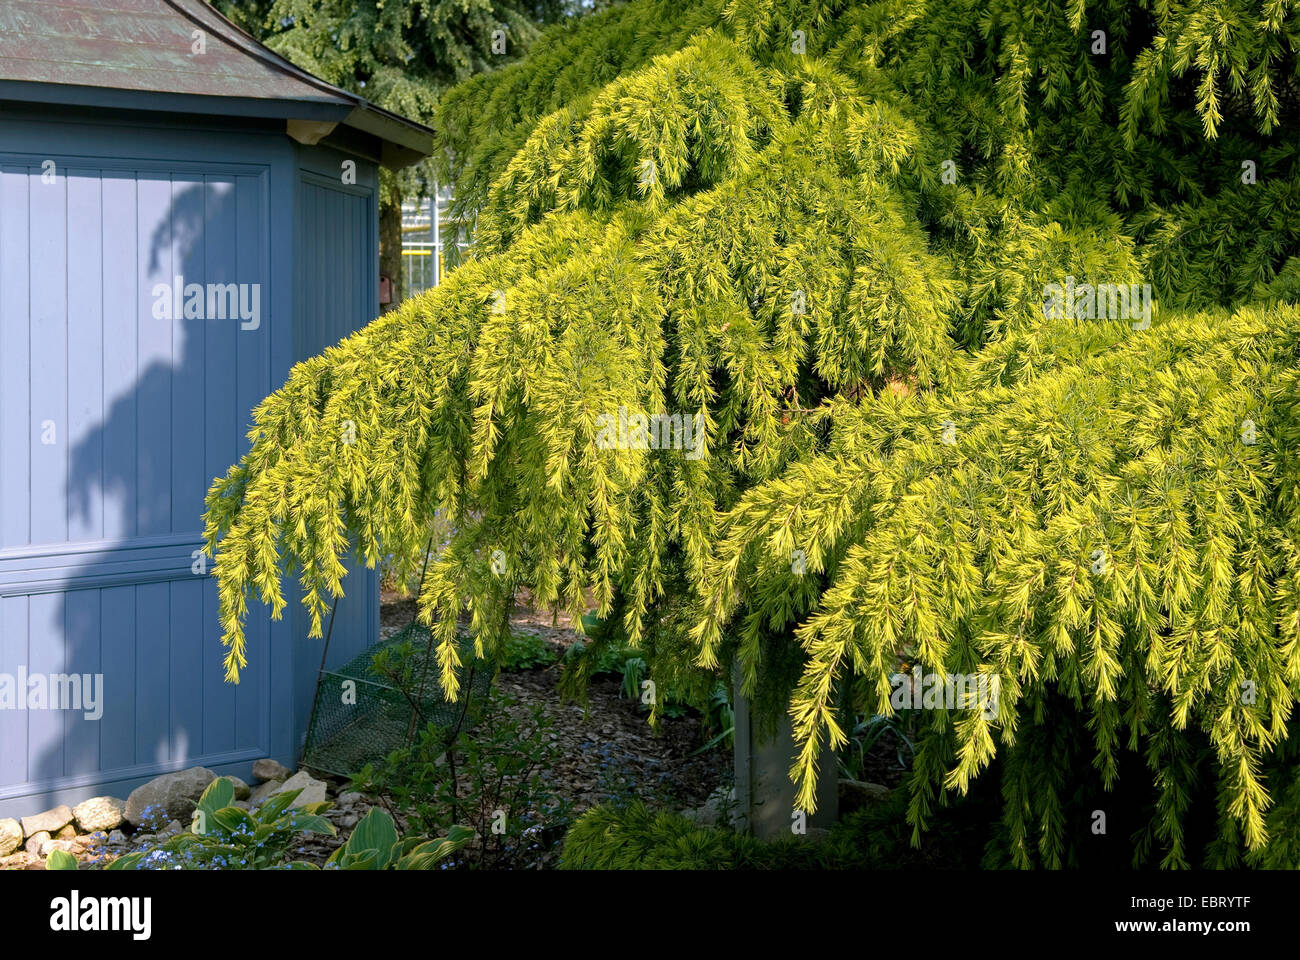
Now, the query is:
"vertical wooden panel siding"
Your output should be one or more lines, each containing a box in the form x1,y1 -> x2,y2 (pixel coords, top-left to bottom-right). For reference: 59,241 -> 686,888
0,161 -> 272,804
289,175 -> 379,740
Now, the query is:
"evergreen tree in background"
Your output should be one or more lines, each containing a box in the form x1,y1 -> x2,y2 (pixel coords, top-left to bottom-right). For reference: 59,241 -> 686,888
212,0 -> 578,297
204,0 -> 1300,867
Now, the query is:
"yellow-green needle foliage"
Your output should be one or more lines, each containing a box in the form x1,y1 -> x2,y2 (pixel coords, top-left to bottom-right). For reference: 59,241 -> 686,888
206,0 -> 1300,867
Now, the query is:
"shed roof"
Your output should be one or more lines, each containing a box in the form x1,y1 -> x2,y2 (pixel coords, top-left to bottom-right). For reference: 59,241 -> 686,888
0,0 -> 434,168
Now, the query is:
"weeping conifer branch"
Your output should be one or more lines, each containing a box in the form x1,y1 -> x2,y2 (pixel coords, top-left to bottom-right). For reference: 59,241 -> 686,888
204,0 -> 1300,866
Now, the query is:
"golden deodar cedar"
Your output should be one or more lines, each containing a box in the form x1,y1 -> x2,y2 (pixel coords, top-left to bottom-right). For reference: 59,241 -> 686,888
203,0 -> 1300,867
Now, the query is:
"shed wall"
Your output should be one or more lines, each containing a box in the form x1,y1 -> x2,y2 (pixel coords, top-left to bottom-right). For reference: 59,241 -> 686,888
0,109 -> 379,817
286,149 -> 382,745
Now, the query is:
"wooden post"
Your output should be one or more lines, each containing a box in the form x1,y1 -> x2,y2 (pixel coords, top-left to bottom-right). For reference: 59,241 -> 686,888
733,663 -> 838,839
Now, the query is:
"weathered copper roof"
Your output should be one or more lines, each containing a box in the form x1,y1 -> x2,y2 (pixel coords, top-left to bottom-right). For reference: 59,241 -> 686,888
0,0 -> 433,166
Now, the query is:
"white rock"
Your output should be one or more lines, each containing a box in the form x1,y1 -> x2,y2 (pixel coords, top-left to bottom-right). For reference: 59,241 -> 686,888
21,805 -> 72,837
0,818 -> 22,857
251,758 -> 293,783
73,796 -> 125,833
125,767 -> 216,826
248,779 -> 284,806
274,771 -> 329,808
40,838 -> 79,858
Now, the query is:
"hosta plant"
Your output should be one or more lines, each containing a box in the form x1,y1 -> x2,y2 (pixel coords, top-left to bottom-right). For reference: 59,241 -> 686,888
326,807 -> 474,870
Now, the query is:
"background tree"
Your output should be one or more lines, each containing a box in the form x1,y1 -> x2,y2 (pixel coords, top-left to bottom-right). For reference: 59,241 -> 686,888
204,0 -> 1300,867
213,0 -> 576,298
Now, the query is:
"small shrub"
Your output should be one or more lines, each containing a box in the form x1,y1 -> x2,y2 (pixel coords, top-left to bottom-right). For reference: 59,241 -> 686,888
558,792 -> 985,870
501,630 -> 559,670
357,689 -> 572,869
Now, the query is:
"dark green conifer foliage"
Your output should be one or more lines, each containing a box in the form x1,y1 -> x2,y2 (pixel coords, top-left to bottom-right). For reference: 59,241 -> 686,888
205,0 -> 1300,866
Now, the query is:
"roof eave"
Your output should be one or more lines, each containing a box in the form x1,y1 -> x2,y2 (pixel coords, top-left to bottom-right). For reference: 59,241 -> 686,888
0,81 -> 433,169
0,79 -> 350,123
342,105 -> 435,169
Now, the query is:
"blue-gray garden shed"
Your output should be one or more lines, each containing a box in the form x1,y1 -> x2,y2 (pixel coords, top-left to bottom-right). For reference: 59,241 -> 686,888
0,0 -> 431,818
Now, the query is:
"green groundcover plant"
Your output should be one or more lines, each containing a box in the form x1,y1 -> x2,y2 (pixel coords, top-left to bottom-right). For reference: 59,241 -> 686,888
204,0 -> 1300,867
557,790 -> 990,869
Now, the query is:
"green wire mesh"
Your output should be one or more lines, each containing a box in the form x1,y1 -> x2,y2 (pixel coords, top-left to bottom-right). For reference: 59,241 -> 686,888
303,622 -> 494,779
